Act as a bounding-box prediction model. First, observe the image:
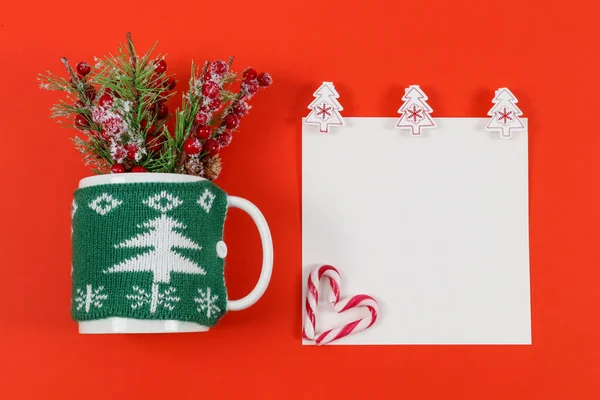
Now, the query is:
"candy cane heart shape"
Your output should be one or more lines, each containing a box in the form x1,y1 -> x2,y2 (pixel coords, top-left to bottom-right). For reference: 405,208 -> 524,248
314,294 -> 379,346
303,265 -> 341,341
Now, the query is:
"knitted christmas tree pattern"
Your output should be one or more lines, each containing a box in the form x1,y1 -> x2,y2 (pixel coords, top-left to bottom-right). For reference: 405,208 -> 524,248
72,180 -> 228,327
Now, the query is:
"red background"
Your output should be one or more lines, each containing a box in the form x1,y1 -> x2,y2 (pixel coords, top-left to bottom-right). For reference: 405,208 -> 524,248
1,0 -> 599,398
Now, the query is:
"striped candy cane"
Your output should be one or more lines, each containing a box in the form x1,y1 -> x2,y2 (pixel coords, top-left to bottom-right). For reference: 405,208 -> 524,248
303,265 -> 341,340
303,265 -> 379,345
313,294 -> 379,345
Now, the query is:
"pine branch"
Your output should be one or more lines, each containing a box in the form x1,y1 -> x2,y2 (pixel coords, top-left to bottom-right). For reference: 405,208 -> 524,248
125,32 -> 141,107
174,60 -> 209,171
39,35 -> 272,176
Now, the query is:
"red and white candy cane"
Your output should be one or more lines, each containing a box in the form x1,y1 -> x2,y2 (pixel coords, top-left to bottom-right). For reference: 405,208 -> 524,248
303,265 -> 341,341
303,265 -> 379,345
313,294 -> 379,345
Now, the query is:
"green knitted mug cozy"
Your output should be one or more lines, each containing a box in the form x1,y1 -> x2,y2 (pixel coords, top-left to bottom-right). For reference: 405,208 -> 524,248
71,180 -> 229,327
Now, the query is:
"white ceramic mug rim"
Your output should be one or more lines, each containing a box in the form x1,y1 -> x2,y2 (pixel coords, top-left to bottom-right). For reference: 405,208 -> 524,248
79,172 -> 205,188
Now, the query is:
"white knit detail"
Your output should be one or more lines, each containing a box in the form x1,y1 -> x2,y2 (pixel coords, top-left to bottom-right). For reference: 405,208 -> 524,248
143,191 -> 183,213
88,193 -> 122,215
194,287 -> 221,318
71,200 -> 77,236
197,189 -> 216,213
125,284 -> 181,312
105,214 -> 206,313
74,284 -> 108,312
71,200 -> 78,218
106,214 -> 206,282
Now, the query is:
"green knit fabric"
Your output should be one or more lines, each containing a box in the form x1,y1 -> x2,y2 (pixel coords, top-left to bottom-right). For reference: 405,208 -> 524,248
71,180 -> 228,327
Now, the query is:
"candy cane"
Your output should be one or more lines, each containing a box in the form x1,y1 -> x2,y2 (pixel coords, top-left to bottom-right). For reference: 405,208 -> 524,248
314,294 -> 379,345
303,265 -> 379,345
303,265 -> 341,340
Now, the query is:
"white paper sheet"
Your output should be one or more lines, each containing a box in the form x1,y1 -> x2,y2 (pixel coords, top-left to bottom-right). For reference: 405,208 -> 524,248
302,117 -> 531,345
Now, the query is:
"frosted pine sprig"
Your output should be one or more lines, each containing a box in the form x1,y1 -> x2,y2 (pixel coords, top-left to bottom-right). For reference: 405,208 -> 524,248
39,32 -> 272,178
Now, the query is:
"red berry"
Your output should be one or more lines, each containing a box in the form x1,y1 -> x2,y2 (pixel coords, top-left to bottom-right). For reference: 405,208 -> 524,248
140,120 -> 154,133
77,62 -> 91,77
112,145 -> 126,161
149,73 -> 161,86
194,112 -> 209,126
202,81 -> 220,99
217,131 -> 232,147
104,88 -> 121,99
184,138 -> 202,154
156,103 -> 168,119
164,77 -> 176,90
99,129 -> 112,141
242,80 -> 259,96
103,116 -> 124,134
159,91 -> 170,100
125,143 -> 139,160
199,104 -> 211,114
243,68 -> 257,80
224,114 -> 240,129
154,59 -> 167,74
197,126 -> 212,140
203,72 -> 213,82
232,100 -> 249,116
85,86 -> 96,100
131,166 -> 147,173
257,72 -> 272,87
74,114 -> 89,129
110,164 -> 125,173
209,97 -> 222,111
146,135 -> 163,153
98,93 -> 113,108
204,138 -> 220,156
210,60 -> 228,76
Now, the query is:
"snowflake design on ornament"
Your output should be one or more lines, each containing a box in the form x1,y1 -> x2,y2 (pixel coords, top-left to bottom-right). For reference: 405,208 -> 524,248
194,287 -> 221,318
315,102 -> 333,120
496,107 -> 514,125
406,105 -> 424,124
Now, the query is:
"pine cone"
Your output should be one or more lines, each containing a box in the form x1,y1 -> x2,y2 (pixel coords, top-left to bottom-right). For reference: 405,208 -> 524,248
183,155 -> 205,177
203,155 -> 222,180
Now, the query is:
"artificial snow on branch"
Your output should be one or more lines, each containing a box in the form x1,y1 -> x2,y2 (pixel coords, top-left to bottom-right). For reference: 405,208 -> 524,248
39,33 -> 273,179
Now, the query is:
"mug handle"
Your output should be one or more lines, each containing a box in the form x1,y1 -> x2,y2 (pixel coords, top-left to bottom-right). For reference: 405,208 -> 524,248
225,196 -> 274,311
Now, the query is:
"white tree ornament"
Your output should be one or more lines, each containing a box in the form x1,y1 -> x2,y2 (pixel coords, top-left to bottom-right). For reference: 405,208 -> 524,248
485,88 -> 525,139
396,85 -> 436,136
305,82 -> 344,133
105,213 -> 206,313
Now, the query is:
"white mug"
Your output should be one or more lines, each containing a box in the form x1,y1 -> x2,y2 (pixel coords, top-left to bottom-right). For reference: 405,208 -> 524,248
73,173 -> 273,334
